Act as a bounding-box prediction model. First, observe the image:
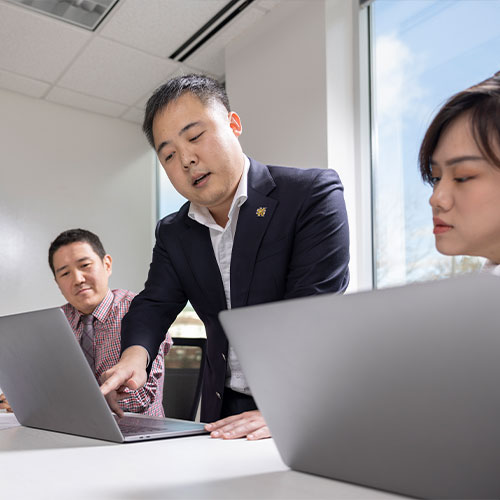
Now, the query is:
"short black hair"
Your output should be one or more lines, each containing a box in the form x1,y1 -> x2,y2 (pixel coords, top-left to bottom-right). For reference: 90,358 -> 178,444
419,70 -> 500,184
142,74 -> 230,149
48,228 -> 106,275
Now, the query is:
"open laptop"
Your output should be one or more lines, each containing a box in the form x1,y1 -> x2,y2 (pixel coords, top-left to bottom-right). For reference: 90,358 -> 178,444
0,307 -> 207,442
219,272 -> 500,499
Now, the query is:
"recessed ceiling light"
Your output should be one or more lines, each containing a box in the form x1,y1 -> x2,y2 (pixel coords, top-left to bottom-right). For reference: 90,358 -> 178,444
6,0 -> 120,31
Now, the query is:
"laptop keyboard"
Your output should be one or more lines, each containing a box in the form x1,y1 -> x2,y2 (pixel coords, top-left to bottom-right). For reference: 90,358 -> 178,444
116,415 -> 170,434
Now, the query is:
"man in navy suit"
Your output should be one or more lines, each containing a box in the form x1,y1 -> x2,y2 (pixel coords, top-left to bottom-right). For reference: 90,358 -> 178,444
101,74 -> 350,440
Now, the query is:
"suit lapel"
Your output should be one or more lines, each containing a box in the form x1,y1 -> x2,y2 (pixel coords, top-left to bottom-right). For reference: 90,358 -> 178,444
231,160 -> 277,307
179,216 -> 227,311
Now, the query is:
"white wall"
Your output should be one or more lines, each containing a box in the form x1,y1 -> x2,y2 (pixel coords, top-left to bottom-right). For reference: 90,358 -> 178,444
226,0 -> 328,169
225,0 -> 371,291
0,89 -> 156,315
0,1 -> 371,318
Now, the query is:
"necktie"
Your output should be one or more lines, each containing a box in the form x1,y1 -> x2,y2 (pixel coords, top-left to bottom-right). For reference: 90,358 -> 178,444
80,314 -> 95,373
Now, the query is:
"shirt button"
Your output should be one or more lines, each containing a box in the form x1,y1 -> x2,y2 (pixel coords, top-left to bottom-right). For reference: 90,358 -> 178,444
216,392 -> 221,399
221,353 -> 226,361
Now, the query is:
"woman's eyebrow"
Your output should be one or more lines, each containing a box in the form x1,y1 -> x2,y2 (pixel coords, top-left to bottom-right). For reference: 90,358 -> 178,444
430,155 -> 484,166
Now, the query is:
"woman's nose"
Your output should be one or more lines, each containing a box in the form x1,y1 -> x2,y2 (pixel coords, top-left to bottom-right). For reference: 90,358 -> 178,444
429,180 -> 453,212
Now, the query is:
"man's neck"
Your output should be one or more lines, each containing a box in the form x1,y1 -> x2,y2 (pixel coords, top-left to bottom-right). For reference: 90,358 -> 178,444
209,155 -> 247,228
75,289 -> 110,315
209,204 -> 231,228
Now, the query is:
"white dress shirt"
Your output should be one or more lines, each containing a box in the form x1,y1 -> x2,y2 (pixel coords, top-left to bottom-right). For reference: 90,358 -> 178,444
188,156 -> 252,395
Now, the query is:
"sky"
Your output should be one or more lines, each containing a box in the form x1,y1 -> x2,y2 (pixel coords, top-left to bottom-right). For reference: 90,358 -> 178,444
372,0 -> 500,287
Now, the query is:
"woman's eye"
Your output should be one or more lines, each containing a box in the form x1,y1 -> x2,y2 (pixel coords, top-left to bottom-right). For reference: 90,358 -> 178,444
455,176 -> 473,183
430,177 -> 440,185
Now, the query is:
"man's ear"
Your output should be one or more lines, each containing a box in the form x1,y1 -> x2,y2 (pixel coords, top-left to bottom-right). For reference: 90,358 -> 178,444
103,254 -> 113,277
229,111 -> 242,138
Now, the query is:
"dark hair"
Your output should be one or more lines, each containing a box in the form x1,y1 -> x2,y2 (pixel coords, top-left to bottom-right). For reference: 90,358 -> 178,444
48,228 -> 106,275
142,74 -> 230,148
419,71 -> 500,184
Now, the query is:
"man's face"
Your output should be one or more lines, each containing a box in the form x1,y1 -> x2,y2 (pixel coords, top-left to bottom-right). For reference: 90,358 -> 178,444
152,92 -> 244,226
52,242 -> 112,314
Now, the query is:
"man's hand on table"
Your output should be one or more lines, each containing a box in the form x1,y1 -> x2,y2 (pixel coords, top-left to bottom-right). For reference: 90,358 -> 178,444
205,410 -> 271,440
100,346 -> 149,417
0,393 -> 13,413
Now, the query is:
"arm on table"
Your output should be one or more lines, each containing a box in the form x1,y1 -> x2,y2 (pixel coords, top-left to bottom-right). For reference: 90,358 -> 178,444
0,393 -> 13,413
205,410 -> 270,440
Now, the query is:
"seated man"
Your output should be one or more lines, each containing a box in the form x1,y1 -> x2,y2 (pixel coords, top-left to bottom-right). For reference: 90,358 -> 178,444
48,228 -> 169,416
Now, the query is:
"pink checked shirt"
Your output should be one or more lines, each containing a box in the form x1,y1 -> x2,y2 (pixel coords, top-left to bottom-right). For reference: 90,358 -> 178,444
62,289 -> 170,417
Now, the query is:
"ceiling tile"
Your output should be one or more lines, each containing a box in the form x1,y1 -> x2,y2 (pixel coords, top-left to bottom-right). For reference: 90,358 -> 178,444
132,64 -> 188,109
57,37 -> 179,105
46,86 -> 128,117
186,6 -> 266,77
0,69 -> 50,98
121,107 -> 144,124
0,0 -> 284,123
100,0 -> 228,58
0,2 -> 91,82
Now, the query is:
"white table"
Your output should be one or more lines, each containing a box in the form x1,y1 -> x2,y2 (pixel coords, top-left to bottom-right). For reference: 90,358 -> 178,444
0,414 -> 407,499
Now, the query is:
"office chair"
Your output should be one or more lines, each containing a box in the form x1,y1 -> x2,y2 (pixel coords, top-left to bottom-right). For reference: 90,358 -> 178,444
162,337 -> 206,421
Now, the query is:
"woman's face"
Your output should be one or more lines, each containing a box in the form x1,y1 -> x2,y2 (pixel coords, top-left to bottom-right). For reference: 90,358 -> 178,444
429,113 -> 500,263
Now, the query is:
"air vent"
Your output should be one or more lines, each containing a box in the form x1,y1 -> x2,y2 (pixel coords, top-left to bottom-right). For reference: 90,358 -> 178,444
6,0 -> 120,31
169,0 -> 255,63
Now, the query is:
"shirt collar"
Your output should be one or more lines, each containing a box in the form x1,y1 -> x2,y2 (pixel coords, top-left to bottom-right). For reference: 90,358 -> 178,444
92,289 -> 114,323
71,289 -> 114,325
188,155 -> 250,229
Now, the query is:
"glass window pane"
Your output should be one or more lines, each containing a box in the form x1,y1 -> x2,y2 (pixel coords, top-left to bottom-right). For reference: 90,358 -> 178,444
370,0 -> 499,288
157,162 -> 188,220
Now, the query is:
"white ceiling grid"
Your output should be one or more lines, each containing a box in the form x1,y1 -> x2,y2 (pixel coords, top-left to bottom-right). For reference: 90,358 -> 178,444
0,0 -> 282,124
99,0 -> 229,58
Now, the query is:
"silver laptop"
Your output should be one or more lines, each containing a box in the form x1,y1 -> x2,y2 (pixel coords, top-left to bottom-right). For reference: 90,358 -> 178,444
0,307 -> 207,442
219,272 -> 500,499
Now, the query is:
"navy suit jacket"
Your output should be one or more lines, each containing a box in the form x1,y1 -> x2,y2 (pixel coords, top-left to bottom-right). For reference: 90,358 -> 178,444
121,158 -> 350,422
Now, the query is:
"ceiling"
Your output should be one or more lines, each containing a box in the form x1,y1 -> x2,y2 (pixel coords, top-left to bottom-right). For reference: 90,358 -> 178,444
0,0 -> 282,124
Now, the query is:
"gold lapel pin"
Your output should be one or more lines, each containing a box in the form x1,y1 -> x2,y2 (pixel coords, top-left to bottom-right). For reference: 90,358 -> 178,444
256,207 -> 267,217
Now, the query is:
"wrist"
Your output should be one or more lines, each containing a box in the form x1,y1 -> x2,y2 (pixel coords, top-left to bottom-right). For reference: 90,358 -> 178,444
121,345 -> 149,370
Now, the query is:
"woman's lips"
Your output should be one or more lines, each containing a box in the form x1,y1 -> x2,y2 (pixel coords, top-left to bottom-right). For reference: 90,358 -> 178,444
433,217 -> 453,235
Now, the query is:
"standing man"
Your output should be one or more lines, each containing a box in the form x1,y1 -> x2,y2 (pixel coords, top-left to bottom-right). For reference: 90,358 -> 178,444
50,229 -> 168,416
101,74 -> 350,438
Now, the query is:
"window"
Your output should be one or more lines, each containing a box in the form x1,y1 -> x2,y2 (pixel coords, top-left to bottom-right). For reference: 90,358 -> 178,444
370,0 -> 500,288
157,162 -> 206,338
